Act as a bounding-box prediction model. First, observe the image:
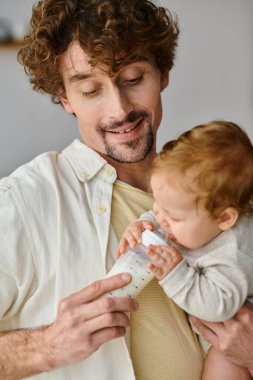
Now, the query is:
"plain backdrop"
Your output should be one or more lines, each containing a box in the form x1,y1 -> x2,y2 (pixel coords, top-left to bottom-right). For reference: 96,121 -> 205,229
0,0 -> 253,177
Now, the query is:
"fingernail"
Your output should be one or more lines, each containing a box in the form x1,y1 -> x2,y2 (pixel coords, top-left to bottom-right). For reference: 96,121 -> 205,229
134,300 -> 139,309
121,273 -> 131,281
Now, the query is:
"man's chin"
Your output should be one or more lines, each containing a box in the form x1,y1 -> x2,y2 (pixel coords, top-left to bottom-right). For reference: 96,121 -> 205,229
106,148 -> 152,164
105,136 -> 154,163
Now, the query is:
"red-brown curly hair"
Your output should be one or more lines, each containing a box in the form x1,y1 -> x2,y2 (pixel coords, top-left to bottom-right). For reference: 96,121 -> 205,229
151,121 -> 253,219
18,0 -> 179,103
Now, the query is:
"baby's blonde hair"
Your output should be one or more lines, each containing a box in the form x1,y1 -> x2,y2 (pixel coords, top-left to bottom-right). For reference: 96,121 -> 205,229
152,121 -> 253,219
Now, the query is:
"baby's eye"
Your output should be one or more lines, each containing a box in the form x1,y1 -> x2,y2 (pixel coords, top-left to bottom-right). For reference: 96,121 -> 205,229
170,217 -> 181,222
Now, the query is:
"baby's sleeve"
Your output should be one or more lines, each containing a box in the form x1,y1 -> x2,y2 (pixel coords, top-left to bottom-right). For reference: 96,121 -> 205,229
138,210 -> 160,229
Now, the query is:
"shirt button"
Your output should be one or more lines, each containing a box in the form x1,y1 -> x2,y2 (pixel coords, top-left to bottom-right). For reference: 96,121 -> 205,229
82,170 -> 89,178
98,205 -> 106,214
105,167 -> 113,176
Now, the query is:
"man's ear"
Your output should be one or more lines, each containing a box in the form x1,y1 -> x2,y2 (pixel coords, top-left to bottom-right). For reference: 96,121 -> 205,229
160,70 -> 169,91
60,92 -> 74,114
218,207 -> 239,231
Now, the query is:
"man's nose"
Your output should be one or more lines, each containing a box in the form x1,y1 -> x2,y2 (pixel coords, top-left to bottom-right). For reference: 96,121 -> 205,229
106,85 -> 133,121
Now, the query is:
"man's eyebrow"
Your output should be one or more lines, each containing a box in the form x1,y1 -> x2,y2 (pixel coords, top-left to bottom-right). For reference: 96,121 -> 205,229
67,72 -> 94,83
67,57 -> 151,83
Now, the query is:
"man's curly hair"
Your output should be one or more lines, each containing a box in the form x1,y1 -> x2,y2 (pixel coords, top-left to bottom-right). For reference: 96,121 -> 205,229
18,0 -> 179,103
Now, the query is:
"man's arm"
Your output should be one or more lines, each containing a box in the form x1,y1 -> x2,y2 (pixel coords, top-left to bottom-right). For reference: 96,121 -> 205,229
0,273 -> 138,380
192,301 -> 253,373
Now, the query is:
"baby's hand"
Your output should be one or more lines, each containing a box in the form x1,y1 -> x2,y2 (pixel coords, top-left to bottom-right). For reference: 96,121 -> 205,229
116,220 -> 154,259
147,244 -> 183,281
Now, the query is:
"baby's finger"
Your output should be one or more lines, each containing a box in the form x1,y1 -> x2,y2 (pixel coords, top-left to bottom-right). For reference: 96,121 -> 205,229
122,230 -> 139,248
142,221 -> 154,231
127,224 -> 144,245
161,245 -> 183,262
147,247 -> 168,267
148,263 -> 164,280
153,245 -> 183,267
147,244 -> 165,257
115,247 -> 121,259
150,244 -> 181,260
116,238 -> 129,258
151,244 -> 171,255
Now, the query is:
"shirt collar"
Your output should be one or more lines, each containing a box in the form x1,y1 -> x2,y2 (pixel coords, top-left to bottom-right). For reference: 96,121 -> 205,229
62,139 -> 116,183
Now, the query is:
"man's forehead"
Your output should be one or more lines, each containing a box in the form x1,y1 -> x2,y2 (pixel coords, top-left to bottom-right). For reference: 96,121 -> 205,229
60,41 -> 152,78
61,41 -> 93,73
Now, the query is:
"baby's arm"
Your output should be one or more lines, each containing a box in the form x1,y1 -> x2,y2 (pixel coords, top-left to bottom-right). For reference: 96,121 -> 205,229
159,250 -> 250,322
147,244 -> 183,280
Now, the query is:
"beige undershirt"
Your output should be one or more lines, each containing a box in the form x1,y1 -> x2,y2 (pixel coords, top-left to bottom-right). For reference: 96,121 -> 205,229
111,180 -> 203,380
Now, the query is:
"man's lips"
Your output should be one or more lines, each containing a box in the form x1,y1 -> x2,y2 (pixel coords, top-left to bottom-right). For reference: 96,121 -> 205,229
105,118 -> 143,134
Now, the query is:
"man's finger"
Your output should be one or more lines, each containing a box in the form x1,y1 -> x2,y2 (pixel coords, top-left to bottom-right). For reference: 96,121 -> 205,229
191,317 -> 222,347
84,311 -> 130,336
79,296 -> 139,321
90,326 -> 127,350
61,274 -> 132,306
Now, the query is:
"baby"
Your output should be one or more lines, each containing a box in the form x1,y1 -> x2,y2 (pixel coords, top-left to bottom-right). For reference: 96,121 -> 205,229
116,121 -> 253,380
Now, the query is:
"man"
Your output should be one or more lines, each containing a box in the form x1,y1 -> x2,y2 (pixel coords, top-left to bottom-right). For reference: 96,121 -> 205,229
0,1 -> 252,379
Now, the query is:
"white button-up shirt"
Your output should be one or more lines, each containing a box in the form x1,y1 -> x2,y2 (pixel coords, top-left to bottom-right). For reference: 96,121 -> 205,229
0,139 -> 135,379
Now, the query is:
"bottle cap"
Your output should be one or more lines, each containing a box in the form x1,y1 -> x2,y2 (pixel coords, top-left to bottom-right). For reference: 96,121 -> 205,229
141,229 -> 167,247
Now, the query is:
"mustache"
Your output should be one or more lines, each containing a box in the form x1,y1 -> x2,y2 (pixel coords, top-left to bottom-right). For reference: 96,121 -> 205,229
99,110 -> 150,131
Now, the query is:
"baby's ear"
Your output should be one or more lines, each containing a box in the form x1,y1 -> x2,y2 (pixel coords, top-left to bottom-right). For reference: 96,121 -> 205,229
218,207 -> 239,231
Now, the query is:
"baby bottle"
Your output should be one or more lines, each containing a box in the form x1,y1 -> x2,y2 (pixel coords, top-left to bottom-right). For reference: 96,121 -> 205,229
105,228 -> 168,298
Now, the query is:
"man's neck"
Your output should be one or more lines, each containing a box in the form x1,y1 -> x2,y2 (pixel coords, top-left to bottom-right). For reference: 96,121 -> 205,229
116,166 -> 150,192
105,153 -> 156,192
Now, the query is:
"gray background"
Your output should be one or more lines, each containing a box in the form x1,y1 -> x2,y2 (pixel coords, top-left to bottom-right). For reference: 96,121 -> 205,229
0,0 -> 253,178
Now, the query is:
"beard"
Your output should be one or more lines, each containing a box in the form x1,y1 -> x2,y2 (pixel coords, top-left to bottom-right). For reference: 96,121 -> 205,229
103,128 -> 153,163
98,110 -> 154,163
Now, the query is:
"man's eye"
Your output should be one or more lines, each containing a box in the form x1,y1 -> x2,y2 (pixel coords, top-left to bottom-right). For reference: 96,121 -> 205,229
125,75 -> 143,84
82,89 -> 98,97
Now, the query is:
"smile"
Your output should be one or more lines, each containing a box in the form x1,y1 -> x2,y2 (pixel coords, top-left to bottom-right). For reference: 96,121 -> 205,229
107,119 -> 143,134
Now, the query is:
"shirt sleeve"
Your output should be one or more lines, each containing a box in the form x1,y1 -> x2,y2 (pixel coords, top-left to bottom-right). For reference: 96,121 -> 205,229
159,246 -> 250,321
0,183 -> 36,319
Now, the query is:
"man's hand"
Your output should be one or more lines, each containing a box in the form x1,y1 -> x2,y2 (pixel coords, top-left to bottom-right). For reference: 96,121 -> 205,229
43,273 -> 138,369
0,273 -> 138,379
192,301 -> 253,373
